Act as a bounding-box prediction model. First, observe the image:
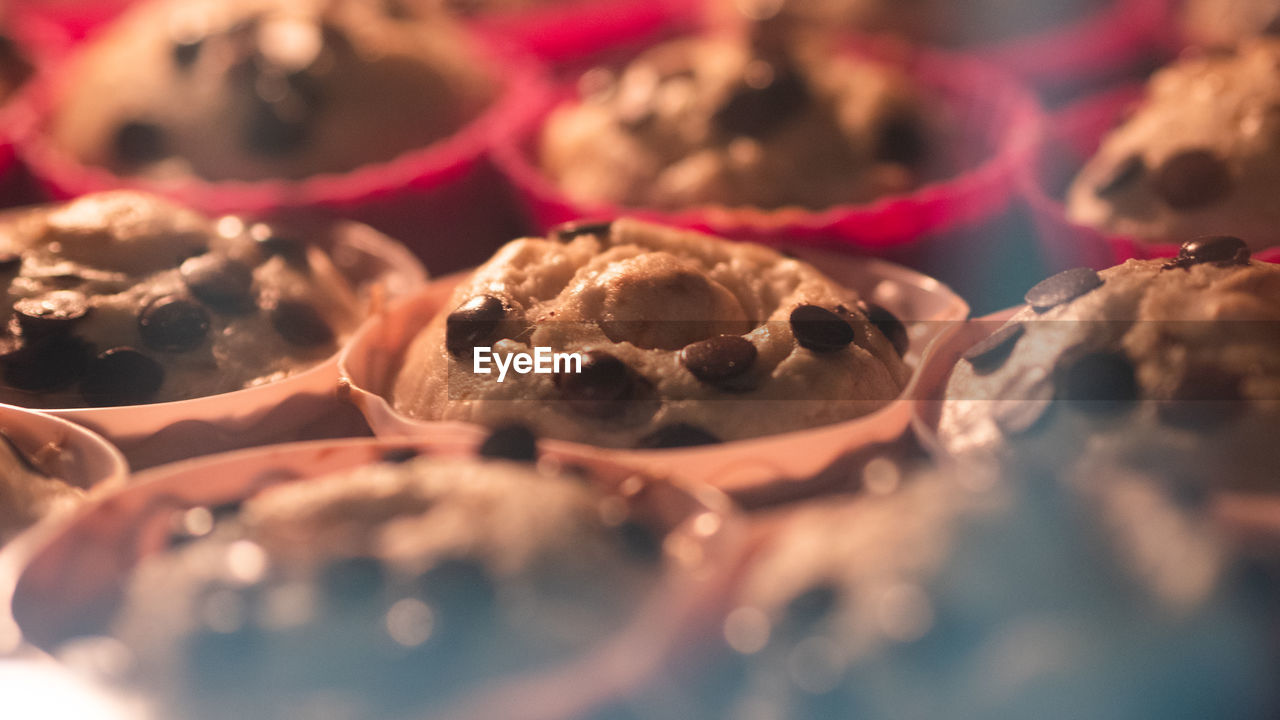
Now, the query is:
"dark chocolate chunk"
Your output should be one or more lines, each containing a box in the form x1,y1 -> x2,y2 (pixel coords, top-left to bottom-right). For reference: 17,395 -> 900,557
865,302 -> 909,357
790,305 -> 855,352
250,224 -> 309,268
680,335 -> 757,385
552,220 -> 614,242
1163,235 -> 1251,270
269,300 -> 334,348
1,335 -> 91,392
962,322 -> 1024,372
181,255 -> 255,313
1158,372 -> 1244,429
173,38 -> 203,68
320,556 -> 385,608
713,63 -> 808,138
478,424 -> 539,462
13,291 -> 90,335
1056,350 -> 1139,415
784,582 -> 841,631
113,121 -> 169,166
1094,154 -> 1145,197
614,519 -> 664,563
555,350 -> 634,417
1151,149 -> 1232,210
1024,267 -> 1103,312
0,253 -> 21,272
636,423 -> 721,449
244,96 -> 312,157
993,378 -> 1056,436
445,295 -> 507,357
381,447 -> 420,464
138,295 -> 211,353
875,113 -> 928,167
80,347 -> 165,407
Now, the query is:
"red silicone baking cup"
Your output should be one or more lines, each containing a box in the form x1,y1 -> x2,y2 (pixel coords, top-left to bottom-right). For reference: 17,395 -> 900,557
5,215 -> 427,471
1022,84 -> 1280,273
9,31 -> 552,275
493,38 -> 1044,266
339,248 -> 969,500
2,435 -> 743,720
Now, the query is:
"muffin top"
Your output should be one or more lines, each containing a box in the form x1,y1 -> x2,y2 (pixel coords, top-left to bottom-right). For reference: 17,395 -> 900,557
391,219 -> 910,448
538,25 -> 941,211
0,191 -> 362,408
939,237 -> 1280,489
0,431 -> 82,545
1067,39 -> 1280,247
1181,0 -> 1280,48
93,444 -> 679,719
48,0 -> 497,182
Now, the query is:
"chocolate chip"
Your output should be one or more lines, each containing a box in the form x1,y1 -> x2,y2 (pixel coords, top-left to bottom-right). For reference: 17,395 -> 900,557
1024,268 -> 1103,312
962,322 -> 1024,373
555,350 -> 634,417
713,64 -> 808,138
113,121 -> 169,166
445,295 -> 507,357
1,335 -> 91,392
138,296 -> 211,353
244,96 -> 312,157
875,113 -> 927,166
614,520 -> 664,563
173,38 -> 203,68
1158,372 -> 1244,429
784,582 -> 841,631
865,303 -> 909,357
269,300 -> 334,348
381,447 -> 420,464
994,378 -> 1056,436
636,423 -> 721,449
180,256 -> 255,313
680,335 -> 756,385
478,424 -> 538,462
1056,350 -> 1138,415
1163,235 -> 1251,271
552,220 -> 614,242
250,224 -> 309,268
790,305 -> 855,352
1094,154 -> 1145,197
1151,149 -> 1232,210
80,347 -> 165,406
13,291 -> 90,335
0,253 -> 20,272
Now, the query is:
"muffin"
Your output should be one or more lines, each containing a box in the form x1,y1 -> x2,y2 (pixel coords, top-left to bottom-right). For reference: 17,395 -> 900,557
61,439 -> 695,719
648,457 -> 1273,720
1066,39 -> 1280,249
938,236 -> 1280,488
1181,0 -> 1280,48
538,23 -> 943,212
390,219 -> 911,449
0,191 -> 363,408
47,0 -> 497,182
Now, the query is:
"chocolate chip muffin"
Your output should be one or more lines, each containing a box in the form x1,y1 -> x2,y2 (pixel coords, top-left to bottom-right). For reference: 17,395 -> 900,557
48,0 -> 497,182
391,219 -> 911,449
0,191 -> 362,407
1066,40 -> 1280,248
85,441 -> 682,719
938,236 -> 1280,488
0,431 -> 82,544
1182,0 -> 1280,48
538,25 -> 942,211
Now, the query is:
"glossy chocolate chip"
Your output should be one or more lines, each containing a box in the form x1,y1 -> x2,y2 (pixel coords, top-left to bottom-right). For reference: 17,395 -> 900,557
1094,154 -> 1145,197
320,556 -> 385,608
680,335 -> 756,385
962,322 -> 1024,373
173,38 -> 203,68
552,220 -> 614,242
865,303 -> 909,357
790,305 -> 855,352
0,253 -> 20,272
113,121 -> 169,166
1163,235 -> 1251,270
250,224 -> 309,268
180,255 -> 255,313
270,300 -> 334,348
875,113 -> 927,166
713,64 -> 808,138
13,291 -> 90,335
636,423 -> 721,449
1024,268 -> 1103,312
478,424 -> 538,462
138,296 -> 211,353
445,295 -> 507,357
555,350 -> 634,417
994,378 -> 1055,436
1056,350 -> 1139,415
381,447 -> 420,464
1,335 -> 91,392
1151,149 -> 1232,210
614,520 -> 664,563
1158,372 -> 1244,429
80,347 -> 165,406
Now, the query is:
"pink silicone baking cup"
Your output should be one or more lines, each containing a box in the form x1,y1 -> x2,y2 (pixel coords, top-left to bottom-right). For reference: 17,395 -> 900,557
339,248 -> 969,498
10,216 -> 427,471
8,32 -> 552,275
1022,84 -> 1280,273
493,37 -> 1044,268
3,435 -> 743,720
